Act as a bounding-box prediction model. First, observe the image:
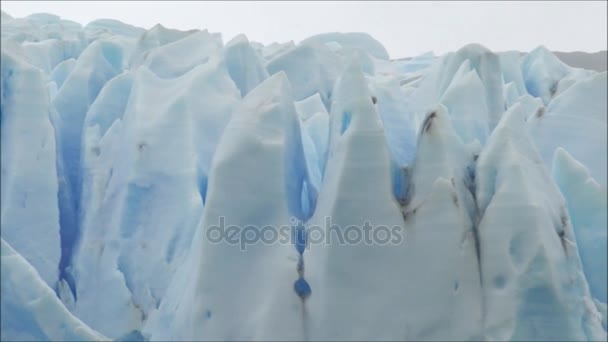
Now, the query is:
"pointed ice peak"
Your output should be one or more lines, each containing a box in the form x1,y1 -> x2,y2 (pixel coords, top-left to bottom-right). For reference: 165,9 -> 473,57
436,43 -> 504,128
440,58 -> 478,100
340,55 -> 368,90
294,93 -> 327,122
495,142 -> 535,199
552,147 -> 596,185
440,43 -> 494,85
476,103 -> 546,214
494,101 -> 527,131
527,45 -> 568,66
326,58 -> 383,154
331,56 -> 374,112
416,104 -> 458,140
523,46 -> 572,78
228,70 -> 312,221
226,33 -> 249,47
521,45 -> 572,104
224,33 -> 268,97
499,51 -> 528,97
349,92 -> 383,132
85,71 -> 133,138
425,176 -> 462,207
409,105 -> 472,208
236,71 -> 292,120
513,94 -> 544,120
205,72 -> 298,213
438,59 -> 490,144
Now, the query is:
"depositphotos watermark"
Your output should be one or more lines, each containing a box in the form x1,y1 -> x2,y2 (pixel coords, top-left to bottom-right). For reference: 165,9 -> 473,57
205,216 -> 404,251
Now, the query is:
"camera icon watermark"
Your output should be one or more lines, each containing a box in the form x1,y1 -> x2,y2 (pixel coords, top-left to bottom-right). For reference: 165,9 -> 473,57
205,216 -> 404,251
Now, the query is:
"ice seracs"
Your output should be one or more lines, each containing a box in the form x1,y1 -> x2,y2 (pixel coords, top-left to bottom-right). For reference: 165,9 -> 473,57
400,105 -> 482,340
146,72 -> 311,341
1,47 -> 62,289
224,34 -> 269,97
527,71 -> 607,187
476,103 -> 605,341
71,56 -> 241,338
552,148 -> 607,306
306,62 -> 408,340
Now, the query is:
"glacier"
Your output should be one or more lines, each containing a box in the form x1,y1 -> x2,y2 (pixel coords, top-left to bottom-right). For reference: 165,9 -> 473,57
1,11 -> 607,341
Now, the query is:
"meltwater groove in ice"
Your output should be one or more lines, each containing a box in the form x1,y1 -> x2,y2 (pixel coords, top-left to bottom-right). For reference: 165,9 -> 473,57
51,38 -> 126,299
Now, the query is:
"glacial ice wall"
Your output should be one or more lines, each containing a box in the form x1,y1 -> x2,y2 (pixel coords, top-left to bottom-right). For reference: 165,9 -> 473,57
1,11 -> 607,341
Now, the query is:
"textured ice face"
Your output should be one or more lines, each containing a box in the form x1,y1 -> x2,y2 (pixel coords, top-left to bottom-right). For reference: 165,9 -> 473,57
1,11 -> 607,342
1,239 -> 108,342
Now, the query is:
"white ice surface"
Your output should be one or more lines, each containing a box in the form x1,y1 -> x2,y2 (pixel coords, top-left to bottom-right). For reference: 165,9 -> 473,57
1,11 -> 606,341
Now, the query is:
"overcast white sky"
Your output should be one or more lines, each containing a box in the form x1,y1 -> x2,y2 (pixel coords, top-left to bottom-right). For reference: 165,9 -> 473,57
1,1 -> 606,59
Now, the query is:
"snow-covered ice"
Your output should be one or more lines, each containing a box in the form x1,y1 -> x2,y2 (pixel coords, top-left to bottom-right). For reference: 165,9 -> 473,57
1,10 -> 606,341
